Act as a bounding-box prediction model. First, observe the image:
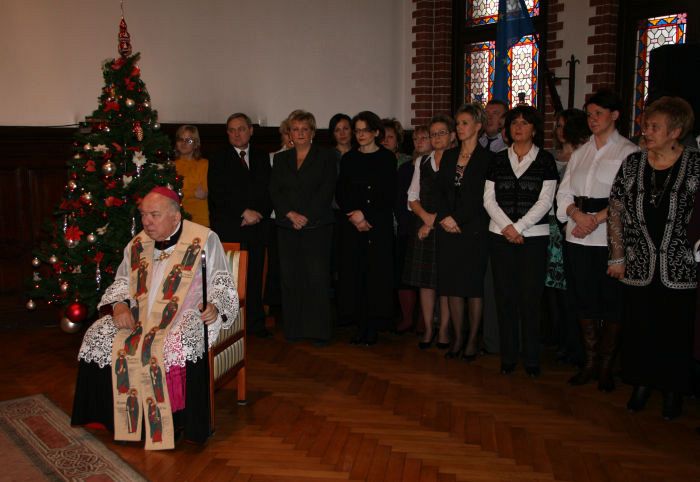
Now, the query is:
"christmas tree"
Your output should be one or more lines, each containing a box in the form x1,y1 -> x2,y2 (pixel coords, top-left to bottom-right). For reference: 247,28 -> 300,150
27,17 -> 182,330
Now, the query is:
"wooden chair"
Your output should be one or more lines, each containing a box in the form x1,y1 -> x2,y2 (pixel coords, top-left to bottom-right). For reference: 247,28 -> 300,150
208,242 -> 248,431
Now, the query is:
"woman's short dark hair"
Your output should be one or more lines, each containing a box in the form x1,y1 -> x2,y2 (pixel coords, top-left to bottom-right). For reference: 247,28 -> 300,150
382,118 -> 405,145
557,108 -> 591,148
329,113 -> 351,134
644,96 -> 695,140
503,105 -> 544,147
584,89 -> 623,113
352,111 -> 385,142
429,113 -> 455,132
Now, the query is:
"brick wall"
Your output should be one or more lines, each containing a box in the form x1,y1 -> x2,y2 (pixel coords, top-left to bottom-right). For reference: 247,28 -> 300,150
411,0 -> 453,127
586,0 -> 619,93
543,0 -> 565,148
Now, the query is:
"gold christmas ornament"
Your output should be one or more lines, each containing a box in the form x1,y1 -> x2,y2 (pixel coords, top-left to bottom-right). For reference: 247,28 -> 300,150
48,254 -> 58,264
60,281 -> 69,292
26,299 -> 36,310
102,161 -> 116,176
67,179 -> 78,190
81,192 -> 93,203
125,98 -> 135,108
87,233 -> 97,243
31,257 -> 41,267
60,316 -> 82,334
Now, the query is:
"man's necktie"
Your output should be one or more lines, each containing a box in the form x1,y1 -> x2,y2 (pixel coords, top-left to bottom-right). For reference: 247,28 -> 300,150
239,150 -> 248,169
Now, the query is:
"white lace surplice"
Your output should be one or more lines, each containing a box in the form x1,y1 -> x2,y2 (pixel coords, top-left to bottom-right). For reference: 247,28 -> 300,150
78,231 -> 238,371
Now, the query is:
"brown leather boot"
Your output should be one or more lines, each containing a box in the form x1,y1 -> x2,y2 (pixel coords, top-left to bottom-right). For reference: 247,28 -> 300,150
568,319 -> 599,385
598,321 -> 621,392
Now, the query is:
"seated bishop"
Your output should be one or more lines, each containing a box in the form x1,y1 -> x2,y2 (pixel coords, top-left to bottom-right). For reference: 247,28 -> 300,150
71,186 -> 238,450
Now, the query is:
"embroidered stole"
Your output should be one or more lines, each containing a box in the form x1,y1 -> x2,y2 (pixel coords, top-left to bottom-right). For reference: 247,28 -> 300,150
111,220 -> 210,450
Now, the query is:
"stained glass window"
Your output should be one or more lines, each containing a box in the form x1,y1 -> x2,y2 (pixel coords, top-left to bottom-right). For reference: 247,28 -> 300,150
632,13 -> 687,135
467,0 -> 539,27
464,36 -> 538,107
465,41 -> 495,105
508,35 -> 539,107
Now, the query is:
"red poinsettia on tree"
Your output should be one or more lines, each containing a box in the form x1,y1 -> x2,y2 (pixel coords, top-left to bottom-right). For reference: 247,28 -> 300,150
27,17 -> 184,330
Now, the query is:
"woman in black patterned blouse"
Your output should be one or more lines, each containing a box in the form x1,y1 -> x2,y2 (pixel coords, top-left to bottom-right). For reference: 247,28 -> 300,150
608,96 -> 699,420
483,105 -> 558,377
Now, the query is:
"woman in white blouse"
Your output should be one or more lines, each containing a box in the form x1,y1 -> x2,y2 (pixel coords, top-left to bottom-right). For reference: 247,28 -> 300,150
483,105 -> 558,377
403,115 -> 455,349
556,90 -> 638,392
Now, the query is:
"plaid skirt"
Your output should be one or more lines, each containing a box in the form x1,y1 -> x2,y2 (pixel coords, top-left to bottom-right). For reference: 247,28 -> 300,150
402,220 -> 438,289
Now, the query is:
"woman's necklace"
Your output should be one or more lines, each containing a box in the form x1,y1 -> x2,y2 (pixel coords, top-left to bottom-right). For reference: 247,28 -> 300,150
649,154 -> 674,208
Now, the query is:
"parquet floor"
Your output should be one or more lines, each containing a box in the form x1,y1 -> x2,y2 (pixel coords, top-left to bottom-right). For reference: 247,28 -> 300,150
1,324 -> 699,481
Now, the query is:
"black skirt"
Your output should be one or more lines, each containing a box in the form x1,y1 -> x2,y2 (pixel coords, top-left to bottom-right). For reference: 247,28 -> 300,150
436,228 -> 488,297
622,282 -> 695,393
71,357 -> 210,444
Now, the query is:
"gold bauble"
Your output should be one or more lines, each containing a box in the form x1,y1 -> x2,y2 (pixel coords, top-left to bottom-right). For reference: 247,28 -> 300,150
102,161 -> 116,176
60,316 -> 82,334
31,257 -> 41,267
26,299 -> 36,310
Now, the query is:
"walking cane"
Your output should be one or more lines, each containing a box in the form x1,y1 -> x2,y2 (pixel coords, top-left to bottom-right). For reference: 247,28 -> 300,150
201,250 -> 212,438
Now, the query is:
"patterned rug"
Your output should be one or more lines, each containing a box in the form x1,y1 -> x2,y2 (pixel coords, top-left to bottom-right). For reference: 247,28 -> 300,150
0,394 -> 146,482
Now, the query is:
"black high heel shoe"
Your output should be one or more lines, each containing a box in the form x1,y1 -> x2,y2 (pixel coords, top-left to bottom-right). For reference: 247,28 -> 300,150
626,385 -> 652,412
418,330 -> 437,350
445,340 -> 465,359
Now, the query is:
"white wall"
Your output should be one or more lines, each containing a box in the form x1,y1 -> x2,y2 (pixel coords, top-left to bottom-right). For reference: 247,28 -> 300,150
1,0 -> 413,127
558,1 -> 596,110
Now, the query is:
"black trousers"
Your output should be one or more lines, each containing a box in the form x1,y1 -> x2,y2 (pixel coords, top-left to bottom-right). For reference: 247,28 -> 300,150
490,233 -> 548,367
564,242 -> 622,321
277,225 -> 333,341
242,240 -> 266,333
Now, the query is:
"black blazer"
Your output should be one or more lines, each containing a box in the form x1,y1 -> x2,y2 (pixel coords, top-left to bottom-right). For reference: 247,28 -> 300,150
270,144 -> 337,229
435,145 -> 491,232
336,146 -> 397,226
208,145 -> 272,243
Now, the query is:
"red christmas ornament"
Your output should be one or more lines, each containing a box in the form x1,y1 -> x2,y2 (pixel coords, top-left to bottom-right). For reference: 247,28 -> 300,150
65,301 -> 88,323
85,160 -> 96,172
105,196 -> 125,207
133,121 -> 143,141
118,17 -> 132,58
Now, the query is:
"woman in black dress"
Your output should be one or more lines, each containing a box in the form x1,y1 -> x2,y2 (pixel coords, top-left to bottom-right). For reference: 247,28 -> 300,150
435,103 -> 491,359
270,110 -> 337,344
404,115 -> 455,349
483,105 -> 558,376
336,111 -> 397,345
609,96 -> 699,419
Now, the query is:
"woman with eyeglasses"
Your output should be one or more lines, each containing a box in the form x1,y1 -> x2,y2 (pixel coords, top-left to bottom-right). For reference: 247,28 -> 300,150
484,105 -> 558,377
434,104 -> 491,360
336,111 -> 397,345
174,125 -> 209,226
403,116 -> 454,348
394,125 -> 433,334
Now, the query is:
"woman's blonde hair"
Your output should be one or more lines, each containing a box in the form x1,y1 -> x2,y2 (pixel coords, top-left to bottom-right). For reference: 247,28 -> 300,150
287,109 -> 316,133
175,124 -> 201,159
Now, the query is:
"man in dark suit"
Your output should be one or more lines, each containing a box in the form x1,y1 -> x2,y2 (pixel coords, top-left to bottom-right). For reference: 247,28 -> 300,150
208,113 -> 272,338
